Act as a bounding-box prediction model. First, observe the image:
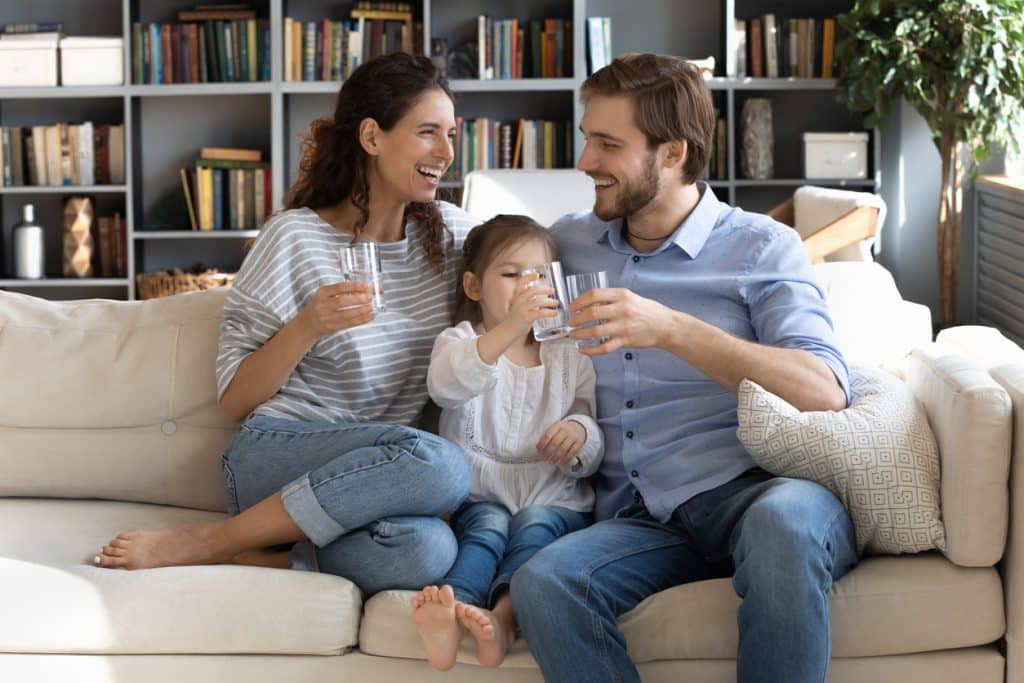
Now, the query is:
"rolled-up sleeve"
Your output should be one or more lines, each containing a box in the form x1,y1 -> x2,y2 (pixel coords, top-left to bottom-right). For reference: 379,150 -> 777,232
740,227 -> 851,404
215,287 -> 284,401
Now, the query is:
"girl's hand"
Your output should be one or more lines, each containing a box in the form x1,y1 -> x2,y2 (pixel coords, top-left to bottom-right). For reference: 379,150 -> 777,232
296,282 -> 376,339
537,419 -> 587,466
502,272 -> 558,336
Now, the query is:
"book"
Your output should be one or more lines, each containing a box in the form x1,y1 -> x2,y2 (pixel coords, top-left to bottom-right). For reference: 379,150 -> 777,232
821,18 -> 836,79
181,168 -> 199,230
178,9 -> 255,21
763,14 -> 778,78
1,22 -> 63,34
749,18 -> 763,78
734,19 -> 746,77
199,147 -> 262,161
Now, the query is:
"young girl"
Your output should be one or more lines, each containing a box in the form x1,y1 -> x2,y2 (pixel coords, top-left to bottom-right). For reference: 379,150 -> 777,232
411,214 -> 604,670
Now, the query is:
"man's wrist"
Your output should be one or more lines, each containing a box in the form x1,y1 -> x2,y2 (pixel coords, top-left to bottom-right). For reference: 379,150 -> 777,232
661,308 -> 692,354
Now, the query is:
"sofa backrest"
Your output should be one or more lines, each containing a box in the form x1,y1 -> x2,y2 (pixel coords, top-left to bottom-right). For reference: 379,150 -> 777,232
0,288 -> 234,511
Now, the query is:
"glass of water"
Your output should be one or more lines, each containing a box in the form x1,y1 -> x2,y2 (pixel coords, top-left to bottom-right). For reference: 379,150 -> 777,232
522,261 -> 572,341
566,271 -> 609,348
340,242 -> 385,313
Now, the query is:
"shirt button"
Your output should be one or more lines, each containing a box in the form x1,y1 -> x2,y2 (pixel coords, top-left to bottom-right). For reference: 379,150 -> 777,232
630,469 -> 639,478
632,255 -> 640,263
626,400 -> 634,408
625,352 -> 633,360
626,431 -> 634,439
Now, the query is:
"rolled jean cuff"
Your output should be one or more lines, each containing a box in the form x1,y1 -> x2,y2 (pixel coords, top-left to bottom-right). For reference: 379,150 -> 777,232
282,474 -> 347,547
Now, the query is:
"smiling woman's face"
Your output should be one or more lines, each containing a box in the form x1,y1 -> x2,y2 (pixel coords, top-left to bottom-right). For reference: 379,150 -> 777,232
366,88 -> 457,204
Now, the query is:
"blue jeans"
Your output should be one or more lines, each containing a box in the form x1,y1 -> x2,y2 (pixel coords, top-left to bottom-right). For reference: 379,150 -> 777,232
511,468 -> 858,683
444,501 -> 591,607
221,416 -> 470,596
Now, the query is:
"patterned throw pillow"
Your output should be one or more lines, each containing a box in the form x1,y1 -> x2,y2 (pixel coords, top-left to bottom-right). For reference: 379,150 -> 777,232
736,366 -> 946,556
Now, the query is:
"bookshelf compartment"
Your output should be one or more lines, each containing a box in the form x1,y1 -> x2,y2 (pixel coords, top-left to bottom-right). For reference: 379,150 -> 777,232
429,0 -> 574,81
1,0 -> 122,39
132,0 -> 273,85
734,89 -> 868,181
587,0 -> 723,75
283,92 -> 333,191
1,192 -> 126,279
134,94 -> 271,232
135,237 -> 250,276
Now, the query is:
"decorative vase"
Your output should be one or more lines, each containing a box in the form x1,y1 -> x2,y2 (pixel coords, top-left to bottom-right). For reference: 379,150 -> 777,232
740,98 -> 774,179
63,196 -> 94,278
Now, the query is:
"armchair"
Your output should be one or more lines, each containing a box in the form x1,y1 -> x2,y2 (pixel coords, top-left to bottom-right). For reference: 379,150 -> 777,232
767,185 -> 887,263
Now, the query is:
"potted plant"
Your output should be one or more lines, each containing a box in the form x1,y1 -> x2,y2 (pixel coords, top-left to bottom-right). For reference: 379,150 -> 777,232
835,0 -> 1024,326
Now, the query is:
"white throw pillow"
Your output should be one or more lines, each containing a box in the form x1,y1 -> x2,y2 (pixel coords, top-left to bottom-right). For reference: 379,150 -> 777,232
736,366 -> 946,556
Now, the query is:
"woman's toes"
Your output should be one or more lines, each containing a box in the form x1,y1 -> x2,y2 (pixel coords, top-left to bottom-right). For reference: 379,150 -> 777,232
111,537 -> 131,549
103,545 -> 124,557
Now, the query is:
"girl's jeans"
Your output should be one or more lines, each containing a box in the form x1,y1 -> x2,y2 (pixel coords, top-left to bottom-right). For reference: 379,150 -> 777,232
443,500 -> 590,607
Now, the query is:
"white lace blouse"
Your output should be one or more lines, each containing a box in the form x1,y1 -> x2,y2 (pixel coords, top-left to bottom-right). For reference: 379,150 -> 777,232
427,321 -> 604,514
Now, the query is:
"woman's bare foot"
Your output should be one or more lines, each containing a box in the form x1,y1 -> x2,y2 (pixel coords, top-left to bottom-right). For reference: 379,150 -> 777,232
456,602 -> 515,668
231,548 -> 292,569
93,523 -> 235,570
411,585 -> 463,671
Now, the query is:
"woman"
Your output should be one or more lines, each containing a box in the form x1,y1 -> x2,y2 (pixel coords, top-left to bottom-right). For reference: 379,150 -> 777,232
94,53 -> 480,596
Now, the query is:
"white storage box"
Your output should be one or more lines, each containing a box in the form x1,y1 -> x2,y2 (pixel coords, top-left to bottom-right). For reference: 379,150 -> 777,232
0,37 -> 58,87
60,37 -> 124,86
803,132 -> 869,179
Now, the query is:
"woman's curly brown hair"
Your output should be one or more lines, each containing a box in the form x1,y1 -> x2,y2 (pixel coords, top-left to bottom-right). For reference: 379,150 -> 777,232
283,52 -> 454,273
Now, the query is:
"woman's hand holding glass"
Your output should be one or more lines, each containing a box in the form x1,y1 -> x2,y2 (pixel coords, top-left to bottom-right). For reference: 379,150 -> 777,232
297,282 -> 378,339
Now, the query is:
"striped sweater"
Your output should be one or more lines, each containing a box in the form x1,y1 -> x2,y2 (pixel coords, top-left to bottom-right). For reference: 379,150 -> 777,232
216,202 -> 480,425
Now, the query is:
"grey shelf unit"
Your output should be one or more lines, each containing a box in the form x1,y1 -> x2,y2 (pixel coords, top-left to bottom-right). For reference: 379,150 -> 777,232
0,0 -> 878,300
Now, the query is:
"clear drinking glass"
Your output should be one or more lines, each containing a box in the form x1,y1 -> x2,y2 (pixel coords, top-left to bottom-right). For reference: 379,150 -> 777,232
340,242 -> 385,313
566,271 -> 610,348
523,260 -> 572,341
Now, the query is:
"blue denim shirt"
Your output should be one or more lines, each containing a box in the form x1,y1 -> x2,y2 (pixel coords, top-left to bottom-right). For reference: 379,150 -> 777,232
551,184 -> 850,522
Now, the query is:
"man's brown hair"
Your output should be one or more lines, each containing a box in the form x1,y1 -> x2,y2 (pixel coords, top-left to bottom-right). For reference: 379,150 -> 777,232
581,53 -> 715,185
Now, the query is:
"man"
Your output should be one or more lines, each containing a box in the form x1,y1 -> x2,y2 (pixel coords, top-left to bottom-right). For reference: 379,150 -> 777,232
509,53 -> 858,682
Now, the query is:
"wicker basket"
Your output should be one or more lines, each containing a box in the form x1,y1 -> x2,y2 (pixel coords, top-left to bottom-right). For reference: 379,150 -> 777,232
136,268 -> 236,300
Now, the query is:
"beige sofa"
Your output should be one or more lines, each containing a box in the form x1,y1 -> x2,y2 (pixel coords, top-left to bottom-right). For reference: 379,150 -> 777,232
0,261 -> 1020,683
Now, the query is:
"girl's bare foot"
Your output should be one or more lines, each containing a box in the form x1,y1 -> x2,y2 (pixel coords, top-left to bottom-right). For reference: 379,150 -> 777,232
231,548 -> 292,569
93,523 -> 234,570
411,585 -> 463,671
456,602 -> 514,668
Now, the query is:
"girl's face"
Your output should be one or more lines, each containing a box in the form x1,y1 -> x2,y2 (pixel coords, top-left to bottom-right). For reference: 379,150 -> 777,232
464,238 -> 553,331
365,88 -> 457,204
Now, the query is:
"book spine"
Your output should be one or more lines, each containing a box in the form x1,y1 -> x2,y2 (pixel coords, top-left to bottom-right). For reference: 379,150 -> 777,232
238,20 -> 250,81
303,21 -> 316,81
248,19 -> 257,82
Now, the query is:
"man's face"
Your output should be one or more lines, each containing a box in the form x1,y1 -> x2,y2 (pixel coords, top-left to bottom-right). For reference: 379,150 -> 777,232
577,95 -> 662,221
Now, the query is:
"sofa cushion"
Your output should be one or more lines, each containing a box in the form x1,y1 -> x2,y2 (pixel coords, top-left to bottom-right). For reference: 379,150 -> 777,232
0,499 -> 361,654
0,289 -> 235,511
812,262 -> 932,370
903,345 -> 1012,567
359,555 -> 1003,663
736,366 -> 946,555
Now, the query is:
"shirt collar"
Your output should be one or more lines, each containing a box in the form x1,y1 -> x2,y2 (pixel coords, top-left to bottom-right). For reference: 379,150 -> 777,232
597,182 -> 721,259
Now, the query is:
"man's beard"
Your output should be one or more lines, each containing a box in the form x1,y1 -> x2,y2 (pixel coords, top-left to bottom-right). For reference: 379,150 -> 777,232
593,152 -> 660,221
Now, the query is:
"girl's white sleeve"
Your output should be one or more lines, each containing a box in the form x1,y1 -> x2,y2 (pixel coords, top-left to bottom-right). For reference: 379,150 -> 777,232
427,322 -> 500,409
560,353 -> 604,478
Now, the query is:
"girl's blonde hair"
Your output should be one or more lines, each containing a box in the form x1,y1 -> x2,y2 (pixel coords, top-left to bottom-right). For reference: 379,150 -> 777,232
453,214 -> 557,325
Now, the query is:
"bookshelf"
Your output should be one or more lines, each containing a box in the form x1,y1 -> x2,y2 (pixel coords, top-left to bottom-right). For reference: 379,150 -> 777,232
0,0 -> 878,301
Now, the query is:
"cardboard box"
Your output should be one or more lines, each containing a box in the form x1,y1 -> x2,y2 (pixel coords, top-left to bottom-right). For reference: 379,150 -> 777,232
803,132 -> 869,179
0,37 -> 59,87
60,37 -> 124,86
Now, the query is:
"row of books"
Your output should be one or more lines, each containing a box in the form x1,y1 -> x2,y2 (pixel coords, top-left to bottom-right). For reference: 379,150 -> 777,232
585,17 -> 613,75
282,17 -> 418,82
447,118 -> 573,181
736,16 -> 837,79
0,124 -> 124,188
182,159 -> 272,231
131,19 -> 271,84
475,17 -> 573,80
